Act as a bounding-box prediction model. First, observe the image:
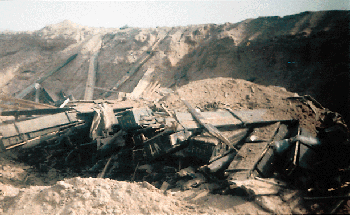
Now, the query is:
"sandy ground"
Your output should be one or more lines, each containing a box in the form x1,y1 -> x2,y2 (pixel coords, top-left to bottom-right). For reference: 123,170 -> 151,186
0,176 -> 268,215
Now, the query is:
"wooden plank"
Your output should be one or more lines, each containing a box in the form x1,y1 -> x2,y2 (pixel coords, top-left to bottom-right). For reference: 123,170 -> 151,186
15,54 -> 78,99
179,99 -> 238,152
176,110 -> 292,130
0,108 -> 72,116
176,111 -> 241,130
230,109 -> 266,124
0,124 -> 18,137
226,142 -> 269,180
0,95 -> 56,109
0,112 -> 79,138
93,87 -> 119,93
0,103 -> 21,110
104,31 -> 170,97
16,112 -> 78,134
226,123 -> 281,181
2,121 -> 85,149
84,51 -> 99,100
130,68 -> 154,98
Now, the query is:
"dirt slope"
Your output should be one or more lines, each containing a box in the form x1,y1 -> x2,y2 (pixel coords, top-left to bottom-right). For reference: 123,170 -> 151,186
0,175 -> 269,214
0,10 -> 348,121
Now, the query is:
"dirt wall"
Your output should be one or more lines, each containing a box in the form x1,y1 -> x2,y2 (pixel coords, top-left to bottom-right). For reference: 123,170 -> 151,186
0,10 -> 349,123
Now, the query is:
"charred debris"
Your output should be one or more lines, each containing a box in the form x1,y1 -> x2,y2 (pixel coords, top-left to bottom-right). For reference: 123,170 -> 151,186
1,94 -> 350,213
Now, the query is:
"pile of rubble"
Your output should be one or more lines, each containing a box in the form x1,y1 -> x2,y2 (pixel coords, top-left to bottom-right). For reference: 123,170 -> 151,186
1,92 -> 350,214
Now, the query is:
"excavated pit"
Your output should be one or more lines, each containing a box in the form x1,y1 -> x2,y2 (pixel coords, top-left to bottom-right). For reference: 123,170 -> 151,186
0,10 -> 350,214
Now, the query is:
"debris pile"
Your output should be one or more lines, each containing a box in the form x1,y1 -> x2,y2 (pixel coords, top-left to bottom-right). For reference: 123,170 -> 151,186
1,93 -> 350,214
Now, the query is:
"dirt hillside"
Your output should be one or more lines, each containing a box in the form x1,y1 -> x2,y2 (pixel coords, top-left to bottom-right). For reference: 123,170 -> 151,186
0,10 -> 349,122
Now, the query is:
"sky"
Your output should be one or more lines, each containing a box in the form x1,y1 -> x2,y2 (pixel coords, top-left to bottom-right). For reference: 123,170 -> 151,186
0,0 -> 349,31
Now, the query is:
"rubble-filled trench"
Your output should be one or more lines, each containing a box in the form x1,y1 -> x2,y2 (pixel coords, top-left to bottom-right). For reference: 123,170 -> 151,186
0,10 -> 350,215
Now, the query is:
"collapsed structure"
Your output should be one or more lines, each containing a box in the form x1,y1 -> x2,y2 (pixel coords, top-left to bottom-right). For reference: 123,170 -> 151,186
1,11 -> 349,214
0,92 -> 349,214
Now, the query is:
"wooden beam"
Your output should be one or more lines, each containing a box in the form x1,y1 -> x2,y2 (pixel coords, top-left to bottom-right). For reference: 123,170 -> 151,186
84,52 -> 99,100
0,108 -> 72,116
0,95 -> 56,109
0,103 -> 21,110
15,54 -> 78,99
93,87 -> 119,93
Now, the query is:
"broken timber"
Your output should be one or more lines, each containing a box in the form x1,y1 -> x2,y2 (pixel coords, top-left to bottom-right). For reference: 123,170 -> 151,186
0,95 -> 347,214
180,99 -> 238,152
0,95 -> 56,109
174,110 -> 293,131
226,123 -> 281,181
15,54 -> 78,100
0,111 -> 85,151
104,31 -> 170,97
0,108 -> 72,116
84,37 -> 101,100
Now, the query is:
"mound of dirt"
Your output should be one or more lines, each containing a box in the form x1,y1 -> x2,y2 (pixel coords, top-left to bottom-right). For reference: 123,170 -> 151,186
1,176 -> 271,214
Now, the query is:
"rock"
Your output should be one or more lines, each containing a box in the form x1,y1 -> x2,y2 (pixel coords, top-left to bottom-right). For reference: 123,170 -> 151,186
160,181 -> 170,191
138,164 -> 153,173
192,190 -> 209,201
182,174 -> 206,190
280,189 -> 302,202
255,195 -> 292,214
198,183 -> 221,191
91,188 -> 111,207
55,181 -> 73,190
177,166 -> 196,177
0,184 -> 20,197
230,179 -> 280,197
36,189 -> 61,206
141,181 -> 157,191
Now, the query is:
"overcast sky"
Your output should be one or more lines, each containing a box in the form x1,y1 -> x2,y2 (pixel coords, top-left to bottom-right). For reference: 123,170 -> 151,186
1,0 -> 349,31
